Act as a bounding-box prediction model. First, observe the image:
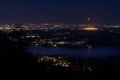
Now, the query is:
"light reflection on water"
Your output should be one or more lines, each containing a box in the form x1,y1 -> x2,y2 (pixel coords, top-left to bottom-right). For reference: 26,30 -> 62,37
27,45 -> 120,57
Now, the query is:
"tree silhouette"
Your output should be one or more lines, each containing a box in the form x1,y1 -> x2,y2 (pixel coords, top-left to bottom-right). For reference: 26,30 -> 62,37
0,23 -> 36,69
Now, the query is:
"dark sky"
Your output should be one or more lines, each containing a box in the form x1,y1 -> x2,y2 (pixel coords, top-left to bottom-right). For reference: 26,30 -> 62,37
0,0 -> 120,24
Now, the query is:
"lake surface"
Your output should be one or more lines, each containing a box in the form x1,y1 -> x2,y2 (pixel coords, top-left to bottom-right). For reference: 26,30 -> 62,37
27,45 -> 120,57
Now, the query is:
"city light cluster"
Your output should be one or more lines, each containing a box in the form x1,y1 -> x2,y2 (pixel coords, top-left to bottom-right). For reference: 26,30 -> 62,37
38,56 -> 71,68
81,27 -> 99,31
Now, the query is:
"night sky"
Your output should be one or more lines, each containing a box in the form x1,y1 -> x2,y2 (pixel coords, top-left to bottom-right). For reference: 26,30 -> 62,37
0,0 -> 120,24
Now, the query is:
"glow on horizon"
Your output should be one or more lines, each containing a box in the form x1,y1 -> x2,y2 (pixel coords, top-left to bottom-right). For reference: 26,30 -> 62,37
81,27 -> 99,31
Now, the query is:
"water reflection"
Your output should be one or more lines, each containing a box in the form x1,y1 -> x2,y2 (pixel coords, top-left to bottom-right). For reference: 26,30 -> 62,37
27,45 -> 120,57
